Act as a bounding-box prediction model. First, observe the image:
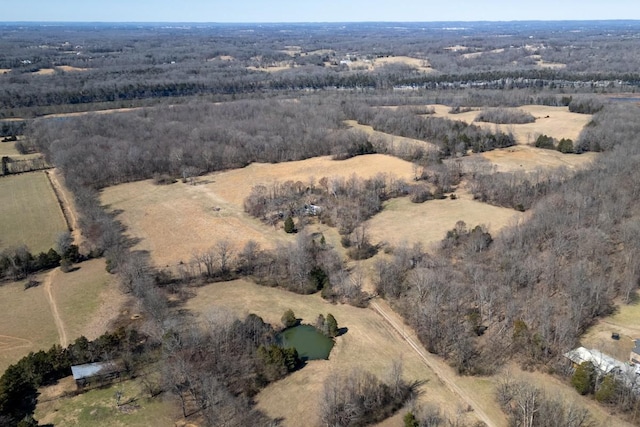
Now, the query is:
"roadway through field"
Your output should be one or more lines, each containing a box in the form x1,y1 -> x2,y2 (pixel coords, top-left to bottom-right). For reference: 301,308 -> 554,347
43,268 -> 68,348
370,299 -> 498,427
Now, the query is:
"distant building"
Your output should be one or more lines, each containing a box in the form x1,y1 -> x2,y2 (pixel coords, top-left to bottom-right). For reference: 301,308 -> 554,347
71,361 -> 120,390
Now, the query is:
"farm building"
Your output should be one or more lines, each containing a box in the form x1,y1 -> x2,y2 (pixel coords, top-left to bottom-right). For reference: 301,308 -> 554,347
564,347 -> 627,375
71,361 -> 121,390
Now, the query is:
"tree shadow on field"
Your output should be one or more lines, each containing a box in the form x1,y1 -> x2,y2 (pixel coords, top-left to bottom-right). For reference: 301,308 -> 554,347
336,327 -> 348,337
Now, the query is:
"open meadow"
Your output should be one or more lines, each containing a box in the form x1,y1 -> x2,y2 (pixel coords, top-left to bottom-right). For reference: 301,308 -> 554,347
101,154 -> 417,267
184,279 -> 500,427
366,188 -> 524,250
428,104 -> 592,144
0,259 -> 125,373
0,171 -> 68,254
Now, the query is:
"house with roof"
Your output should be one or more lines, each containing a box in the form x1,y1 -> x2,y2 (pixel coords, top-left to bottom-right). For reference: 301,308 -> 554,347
564,347 -> 627,375
630,339 -> 640,364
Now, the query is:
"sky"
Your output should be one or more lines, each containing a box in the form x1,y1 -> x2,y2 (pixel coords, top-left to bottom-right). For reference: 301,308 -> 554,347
3,0 -> 640,22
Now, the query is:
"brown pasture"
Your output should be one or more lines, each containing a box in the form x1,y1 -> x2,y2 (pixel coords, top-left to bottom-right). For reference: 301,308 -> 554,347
454,144 -> 598,174
345,120 -> 438,155
365,188 -> 524,251
101,155 -> 417,267
184,279 -> 491,427
428,104 -> 592,144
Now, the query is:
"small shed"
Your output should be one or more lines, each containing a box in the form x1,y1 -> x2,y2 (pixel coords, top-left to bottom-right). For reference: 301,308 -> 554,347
71,361 -> 120,390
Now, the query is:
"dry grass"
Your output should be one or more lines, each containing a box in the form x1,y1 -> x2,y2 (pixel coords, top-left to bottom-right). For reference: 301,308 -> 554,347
101,155 -> 417,267
0,68 -> 10,74
33,68 -> 55,75
459,145 -> 599,174
247,65 -> 293,72
35,375 -> 178,426
345,120 -> 438,154
0,274 -> 59,373
0,171 -> 68,253
53,259 -> 126,342
184,279 -> 487,427
371,56 -> 434,73
582,296 -> 640,363
366,188 -> 523,250
0,141 -> 19,156
429,104 -> 592,144
56,65 -> 89,72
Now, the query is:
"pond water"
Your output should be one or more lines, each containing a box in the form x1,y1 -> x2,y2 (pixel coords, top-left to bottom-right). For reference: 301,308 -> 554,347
277,324 -> 334,360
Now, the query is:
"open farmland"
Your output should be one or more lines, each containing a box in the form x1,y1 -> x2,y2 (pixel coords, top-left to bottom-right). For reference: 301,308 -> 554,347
429,104 -> 592,144
0,141 -> 19,156
0,260 -> 124,373
0,171 -> 67,253
366,188 -> 524,250
184,279 -> 501,427
101,154 -> 417,266
452,144 -> 598,174
0,274 -> 59,373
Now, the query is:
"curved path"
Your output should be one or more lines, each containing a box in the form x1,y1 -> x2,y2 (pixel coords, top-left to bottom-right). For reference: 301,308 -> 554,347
370,299 -> 498,427
43,268 -> 68,348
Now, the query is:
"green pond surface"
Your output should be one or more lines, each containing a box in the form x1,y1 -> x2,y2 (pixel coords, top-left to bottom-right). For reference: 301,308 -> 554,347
277,324 -> 334,360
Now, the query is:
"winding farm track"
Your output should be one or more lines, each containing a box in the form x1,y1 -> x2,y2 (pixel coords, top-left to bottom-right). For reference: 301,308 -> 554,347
43,268 -> 68,348
370,299 -> 498,427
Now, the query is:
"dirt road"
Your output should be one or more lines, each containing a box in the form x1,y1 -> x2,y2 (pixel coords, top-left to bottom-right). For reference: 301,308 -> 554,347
43,268 -> 68,348
370,299 -> 500,427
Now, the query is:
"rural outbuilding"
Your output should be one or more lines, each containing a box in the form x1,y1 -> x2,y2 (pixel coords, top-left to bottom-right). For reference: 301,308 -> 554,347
70,361 -> 120,390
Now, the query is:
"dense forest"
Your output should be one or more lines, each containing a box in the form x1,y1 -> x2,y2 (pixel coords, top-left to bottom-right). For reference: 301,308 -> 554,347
2,20 -> 640,427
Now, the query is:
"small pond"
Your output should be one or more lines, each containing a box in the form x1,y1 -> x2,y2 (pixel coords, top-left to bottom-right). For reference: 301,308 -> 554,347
277,324 -> 334,360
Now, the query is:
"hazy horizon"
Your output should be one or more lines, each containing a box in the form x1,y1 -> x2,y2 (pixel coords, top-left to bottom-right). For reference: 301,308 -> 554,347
5,0 -> 640,23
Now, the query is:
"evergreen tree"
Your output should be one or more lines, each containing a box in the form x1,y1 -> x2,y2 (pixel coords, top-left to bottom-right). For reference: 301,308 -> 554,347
281,309 -> 297,328
284,216 -> 295,234
571,361 -> 595,395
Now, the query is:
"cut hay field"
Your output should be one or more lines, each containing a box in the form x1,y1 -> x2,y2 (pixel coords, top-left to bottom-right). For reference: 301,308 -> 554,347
185,279 -> 499,427
0,259 -> 124,373
0,171 -> 68,254
429,104 -> 592,144
366,188 -> 524,250
101,155 -> 417,267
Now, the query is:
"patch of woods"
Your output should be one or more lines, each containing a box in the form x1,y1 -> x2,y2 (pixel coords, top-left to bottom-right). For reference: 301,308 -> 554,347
496,376 -> 595,427
320,363 -> 419,427
475,107 -> 536,124
0,239 -> 81,282
346,103 -> 516,159
379,102 -> 640,409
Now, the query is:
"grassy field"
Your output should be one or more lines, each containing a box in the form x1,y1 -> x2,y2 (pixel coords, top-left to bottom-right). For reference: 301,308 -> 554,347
101,154 -> 417,267
0,140 -> 19,156
366,188 -> 524,250
0,171 -> 68,254
35,375 -> 177,427
582,296 -> 640,362
184,279 -> 492,427
53,259 -> 126,342
0,273 -> 59,373
0,259 -> 125,373
429,104 -> 592,144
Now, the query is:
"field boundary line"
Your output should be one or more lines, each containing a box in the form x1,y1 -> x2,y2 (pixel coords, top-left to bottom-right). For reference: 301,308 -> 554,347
370,299 -> 498,427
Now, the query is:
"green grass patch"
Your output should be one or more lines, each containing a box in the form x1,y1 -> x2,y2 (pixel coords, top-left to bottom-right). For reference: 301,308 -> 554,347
35,377 -> 177,427
0,171 -> 67,253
